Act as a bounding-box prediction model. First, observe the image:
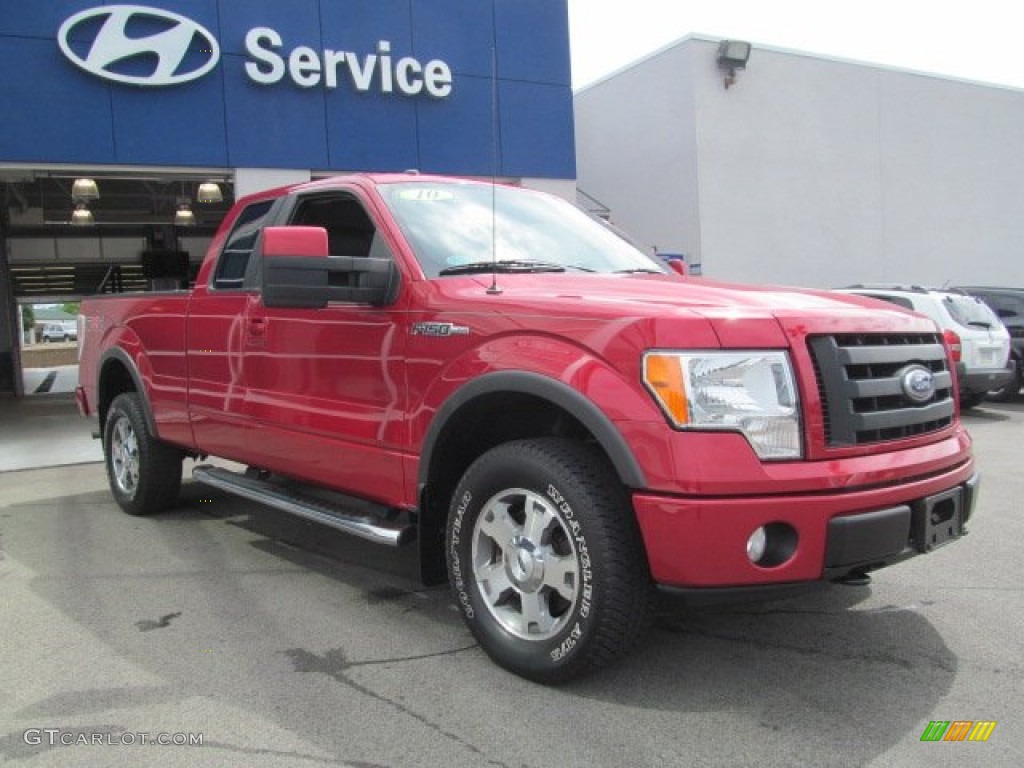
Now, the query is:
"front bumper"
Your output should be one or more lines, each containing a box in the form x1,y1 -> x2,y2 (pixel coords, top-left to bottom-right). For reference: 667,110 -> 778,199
632,462 -> 978,588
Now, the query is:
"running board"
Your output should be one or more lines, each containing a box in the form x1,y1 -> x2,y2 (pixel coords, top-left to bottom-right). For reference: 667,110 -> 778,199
192,465 -> 415,547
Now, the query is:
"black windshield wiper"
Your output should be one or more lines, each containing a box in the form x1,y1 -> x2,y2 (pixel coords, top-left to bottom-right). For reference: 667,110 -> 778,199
613,267 -> 665,274
438,260 -> 567,276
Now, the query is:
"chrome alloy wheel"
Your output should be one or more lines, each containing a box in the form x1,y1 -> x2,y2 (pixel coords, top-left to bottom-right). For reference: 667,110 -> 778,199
110,416 -> 140,497
471,488 -> 580,641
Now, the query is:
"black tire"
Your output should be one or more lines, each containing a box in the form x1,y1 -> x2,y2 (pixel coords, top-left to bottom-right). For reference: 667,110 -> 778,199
103,392 -> 183,516
986,362 -> 1021,403
446,438 -> 651,683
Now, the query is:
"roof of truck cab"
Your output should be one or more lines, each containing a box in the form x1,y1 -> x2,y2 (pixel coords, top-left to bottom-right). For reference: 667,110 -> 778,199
232,173 -> 512,208
296,173 -> 500,192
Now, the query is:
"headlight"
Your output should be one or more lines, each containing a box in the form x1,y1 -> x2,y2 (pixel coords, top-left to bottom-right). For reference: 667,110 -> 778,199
643,350 -> 802,459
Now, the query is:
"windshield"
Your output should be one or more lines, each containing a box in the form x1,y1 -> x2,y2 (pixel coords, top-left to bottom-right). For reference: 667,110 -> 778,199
944,294 -> 1000,329
378,181 -> 666,278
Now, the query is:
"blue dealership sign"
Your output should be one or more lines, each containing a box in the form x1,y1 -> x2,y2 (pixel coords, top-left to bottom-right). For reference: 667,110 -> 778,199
0,0 -> 574,177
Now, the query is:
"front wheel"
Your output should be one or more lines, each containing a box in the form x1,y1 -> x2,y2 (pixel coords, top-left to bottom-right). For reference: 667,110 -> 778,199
103,392 -> 183,516
446,438 -> 651,683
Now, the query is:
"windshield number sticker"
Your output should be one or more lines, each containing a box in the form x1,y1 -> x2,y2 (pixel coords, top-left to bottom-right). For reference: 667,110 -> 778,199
397,188 -> 455,202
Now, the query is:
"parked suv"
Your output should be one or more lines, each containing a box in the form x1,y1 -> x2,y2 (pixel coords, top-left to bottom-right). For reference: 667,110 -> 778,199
954,287 -> 1024,402
40,323 -> 77,342
836,285 -> 1013,407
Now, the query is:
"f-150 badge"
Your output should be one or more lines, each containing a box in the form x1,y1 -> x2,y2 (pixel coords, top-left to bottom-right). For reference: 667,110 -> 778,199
411,322 -> 470,337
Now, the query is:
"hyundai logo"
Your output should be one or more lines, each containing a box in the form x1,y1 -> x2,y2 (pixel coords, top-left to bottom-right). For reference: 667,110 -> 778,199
58,5 -> 220,86
900,365 -> 936,404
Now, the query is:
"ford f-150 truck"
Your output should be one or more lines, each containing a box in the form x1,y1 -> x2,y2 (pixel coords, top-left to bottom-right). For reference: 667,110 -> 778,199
77,174 -> 977,683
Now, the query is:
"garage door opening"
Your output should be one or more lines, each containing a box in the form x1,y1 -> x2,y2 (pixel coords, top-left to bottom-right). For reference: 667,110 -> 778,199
3,170 -> 233,399
19,302 -> 80,396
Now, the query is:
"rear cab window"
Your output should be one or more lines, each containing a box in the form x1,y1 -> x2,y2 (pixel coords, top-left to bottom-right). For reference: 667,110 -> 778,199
211,199 -> 276,291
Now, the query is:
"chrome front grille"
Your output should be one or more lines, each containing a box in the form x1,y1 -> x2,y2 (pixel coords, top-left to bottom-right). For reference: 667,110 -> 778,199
808,333 -> 955,447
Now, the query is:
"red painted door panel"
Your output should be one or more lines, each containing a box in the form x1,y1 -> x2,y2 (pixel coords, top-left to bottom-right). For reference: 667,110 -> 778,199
185,292 -> 259,464
240,300 -> 407,505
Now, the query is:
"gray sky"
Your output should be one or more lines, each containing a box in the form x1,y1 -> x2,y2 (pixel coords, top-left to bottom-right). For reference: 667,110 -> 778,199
567,0 -> 1023,90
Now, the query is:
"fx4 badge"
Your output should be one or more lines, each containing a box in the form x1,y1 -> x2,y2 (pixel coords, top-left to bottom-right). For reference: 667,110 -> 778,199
411,322 -> 470,337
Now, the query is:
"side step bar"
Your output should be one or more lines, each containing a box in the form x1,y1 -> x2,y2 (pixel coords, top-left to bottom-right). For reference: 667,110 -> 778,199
192,465 -> 415,547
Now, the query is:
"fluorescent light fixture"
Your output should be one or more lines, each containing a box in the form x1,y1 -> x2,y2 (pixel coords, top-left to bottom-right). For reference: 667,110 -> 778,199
197,181 -> 223,203
71,203 -> 94,225
174,202 -> 196,226
72,178 -> 99,201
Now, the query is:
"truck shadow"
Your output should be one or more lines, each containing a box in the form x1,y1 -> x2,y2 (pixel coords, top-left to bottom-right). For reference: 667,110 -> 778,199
568,589 -> 955,763
178,480 -> 955,763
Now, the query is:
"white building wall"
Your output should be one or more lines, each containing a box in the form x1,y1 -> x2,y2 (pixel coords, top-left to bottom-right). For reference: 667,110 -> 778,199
574,44 -> 701,261
575,37 -> 1024,288
876,75 -> 1024,286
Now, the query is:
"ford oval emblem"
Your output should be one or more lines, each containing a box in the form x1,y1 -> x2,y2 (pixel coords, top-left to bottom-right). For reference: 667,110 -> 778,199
58,5 -> 220,86
901,365 -> 936,404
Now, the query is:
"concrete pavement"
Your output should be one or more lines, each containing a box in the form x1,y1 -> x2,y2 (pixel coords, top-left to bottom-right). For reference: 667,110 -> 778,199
0,402 -> 1022,767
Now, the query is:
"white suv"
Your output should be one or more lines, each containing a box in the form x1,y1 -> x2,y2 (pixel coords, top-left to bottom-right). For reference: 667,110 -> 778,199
836,285 -> 1013,407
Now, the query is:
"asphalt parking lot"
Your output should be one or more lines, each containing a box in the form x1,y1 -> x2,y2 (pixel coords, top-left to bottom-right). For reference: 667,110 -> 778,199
1,401 -> 1022,767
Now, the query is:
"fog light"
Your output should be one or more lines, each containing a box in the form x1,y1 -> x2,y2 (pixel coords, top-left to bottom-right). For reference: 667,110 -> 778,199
747,526 -> 767,563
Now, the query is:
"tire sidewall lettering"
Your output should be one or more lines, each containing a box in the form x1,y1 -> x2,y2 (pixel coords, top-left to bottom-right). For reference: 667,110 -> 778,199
445,439 -> 646,682
544,482 -> 594,662
451,476 -> 596,663
449,490 -> 475,619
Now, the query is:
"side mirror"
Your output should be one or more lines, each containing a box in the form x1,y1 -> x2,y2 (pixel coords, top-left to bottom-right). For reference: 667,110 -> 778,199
261,226 -> 400,309
659,253 -> 687,275
263,225 -> 329,259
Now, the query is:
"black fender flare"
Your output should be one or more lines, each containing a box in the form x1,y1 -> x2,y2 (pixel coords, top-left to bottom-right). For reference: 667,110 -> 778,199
98,347 -> 159,437
417,370 -> 647,490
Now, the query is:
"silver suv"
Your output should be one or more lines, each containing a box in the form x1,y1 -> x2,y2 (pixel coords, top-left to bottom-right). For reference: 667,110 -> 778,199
40,323 -> 77,342
836,285 -> 1013,407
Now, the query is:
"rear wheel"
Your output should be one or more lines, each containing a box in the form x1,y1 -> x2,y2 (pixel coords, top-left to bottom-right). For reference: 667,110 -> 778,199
103,393 -> 183,516
446,438 -> 651,683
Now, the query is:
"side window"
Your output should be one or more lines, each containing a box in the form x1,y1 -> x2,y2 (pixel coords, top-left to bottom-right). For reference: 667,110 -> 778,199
1007,296 -> 1024,319
212,200 -> 275,291
991,294 -> 1022,318
289,194 -> 389,259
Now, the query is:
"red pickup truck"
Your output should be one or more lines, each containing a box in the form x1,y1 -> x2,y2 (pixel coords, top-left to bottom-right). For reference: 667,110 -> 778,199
77,174 -> 977,682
